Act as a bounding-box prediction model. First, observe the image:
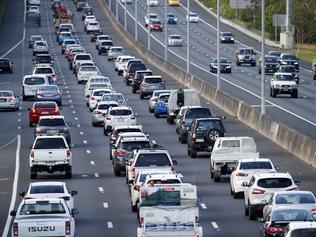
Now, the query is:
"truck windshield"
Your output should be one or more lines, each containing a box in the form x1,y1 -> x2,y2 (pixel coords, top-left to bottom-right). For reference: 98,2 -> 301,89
20,202 -> 66,215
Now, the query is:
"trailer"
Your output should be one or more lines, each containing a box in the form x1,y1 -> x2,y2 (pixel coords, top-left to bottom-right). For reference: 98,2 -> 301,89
53,4 -> 73,32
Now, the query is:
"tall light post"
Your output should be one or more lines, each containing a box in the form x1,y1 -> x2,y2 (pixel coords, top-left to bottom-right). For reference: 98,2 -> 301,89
261,0 -> 266,114
109,0 -> 111,11
135,0 -> 138,41
164,0 -> 167,60
147,3 -> 151,50
116,0 -> 118,20
216,0 -> 221,90
186,0 -> 190,73
124,0 -> 127,30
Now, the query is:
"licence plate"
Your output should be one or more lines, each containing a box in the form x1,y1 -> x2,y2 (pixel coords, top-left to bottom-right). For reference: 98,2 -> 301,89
45,93 -> 54,97
117,118 -> 125,122
196,138 -> 204,142
47,130 -> 58,134
283,86 -> 289,91
41,112 -> 49,114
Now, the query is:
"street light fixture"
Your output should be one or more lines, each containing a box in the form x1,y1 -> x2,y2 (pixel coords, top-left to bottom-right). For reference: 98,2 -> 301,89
261,0 -> 266,114
164,0 -> 167,60
216,0 -> 221,90
135,0 -> 138,41
147,2 -> 151,50
186,0 -> 190,73
124,0 -> 127,30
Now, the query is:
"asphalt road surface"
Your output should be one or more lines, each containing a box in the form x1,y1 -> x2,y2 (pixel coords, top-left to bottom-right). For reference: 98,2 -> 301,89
0,0 -> 315,237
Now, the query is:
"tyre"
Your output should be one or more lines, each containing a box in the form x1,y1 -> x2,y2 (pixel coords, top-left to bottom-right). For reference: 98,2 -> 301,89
244,204 -> 249,216
214,176 -> 220,182
131,202 -> 138,212
190,149 -> 197,158
179,135 -> 186,144
236,61 -> 241,66
271,88 -> 277,98
65,166 -> 72,179
104,128 -> 109,136
140,94 -> 144,100
258,69 -> 261,75
126,80 -> 130,86
98,51 -> 101,55
233,191 -> 240,199
187,146 -> 191,156
291,90 -> 298,98
249,205 -> 256,220
29,121 -> 34,127
114,166 -> 121,177
251,62 -> 256,67
132,88 -> 137,94
92,122 -> 96,127
30,168 -> 37,179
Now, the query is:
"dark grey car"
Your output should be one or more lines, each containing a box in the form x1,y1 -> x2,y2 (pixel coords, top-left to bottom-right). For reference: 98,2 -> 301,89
35,85 -> 62,106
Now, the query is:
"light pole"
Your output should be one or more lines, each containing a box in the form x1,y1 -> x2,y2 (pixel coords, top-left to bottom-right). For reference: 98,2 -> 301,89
116,0 -> 118,20
261,0 -> 266,114
216,0 -> 221,90
186,0 -> 190,73
147,2 -> 151,50
109,0 -> 111,11
135,0 -> 138,41
164,0 -> 167,60
124,0 -> 127,30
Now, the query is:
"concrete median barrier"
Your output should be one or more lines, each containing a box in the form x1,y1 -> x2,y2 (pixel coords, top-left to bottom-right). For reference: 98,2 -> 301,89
98,0 -> 316,168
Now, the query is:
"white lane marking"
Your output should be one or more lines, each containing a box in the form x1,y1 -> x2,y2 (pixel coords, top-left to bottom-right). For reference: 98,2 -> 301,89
17,126 -> 21,130
211,222 -> 220,230
17,119 -> 21,122
0,178 -> 10,181
72,111 -> 76,114
200,203 -> 207,209
90,161 -> 95,165
103,202 -> 109,208
0,137 -> 17,150
67,95 -> 71,98
99,187 -> 104,193
2,135 -> 20,237
80,131 -> 84,135
74,117 -> 79,120
94,173 -> 99,178
81,174 -> 89,178
70,105 -> 74,108
251,104 -> 275,108
83,140 -> 87,144
77,124 -> 81,128
86,149 -> 91,154
0,192 -> 8,195
107,222 -> 113,229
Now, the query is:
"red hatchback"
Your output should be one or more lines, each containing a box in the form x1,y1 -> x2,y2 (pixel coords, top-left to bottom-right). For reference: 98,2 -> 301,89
28,101 -> 60,127
149,19 -> 163,31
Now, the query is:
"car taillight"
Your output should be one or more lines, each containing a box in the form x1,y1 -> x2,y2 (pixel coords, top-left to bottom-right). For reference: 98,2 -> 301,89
91,96 -> 95,100
140,217 -> 144,223
111,135 -> 117,141
116,149 -> 127,155
31,108 -> 36,113
131,115 -> 135,120
310,209 -> 316,215
106,116 -> 111,120
195,216 -> 199,222
236,172 -> 248,177
267,226 -> 283,233
171,165 -> 175,172
252,188 -> 265,194
63,196 -> 70,201
30,149 -> 34,158
67,149 -> 71,157
37,93 -> 44,97
192,133 -> 196,139
51,74 -> 56,80
65,221 -> 71,235
12,223 -> 18,237
94,110 -> 102,114
131,167 -> 135,172
8,98 -> 15,102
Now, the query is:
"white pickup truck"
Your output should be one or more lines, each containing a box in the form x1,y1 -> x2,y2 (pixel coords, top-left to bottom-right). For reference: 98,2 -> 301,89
10,198 -> 78,237
29,135 -> 72,179
210,137 -> 259,182
137,183 -> 202,237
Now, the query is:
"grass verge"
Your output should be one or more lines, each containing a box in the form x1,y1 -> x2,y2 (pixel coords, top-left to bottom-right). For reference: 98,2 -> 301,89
0,0 -> 7,29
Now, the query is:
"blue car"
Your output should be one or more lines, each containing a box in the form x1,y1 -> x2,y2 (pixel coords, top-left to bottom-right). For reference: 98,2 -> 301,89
154,101 -> 168,118
57,32 -> 74,45
166,13 -> 177,24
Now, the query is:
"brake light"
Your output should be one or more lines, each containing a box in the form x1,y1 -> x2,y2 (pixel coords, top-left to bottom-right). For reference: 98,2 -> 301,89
65,221 -> 71,236
106,116 -> 111,120
94,110 -> 102,114
111,135 -> 117,141
30,149 -> 34,158
91,96 -> 95,100
51,74 -> 56,80
36,93 -> 44,97
54,108 -> 59,113
116,149 -> 127,155
140,217 -> 144,223
63,196 -> 70,201
195,216 -> 199,222
236,172 -> 248,177
252,188 -> 265,194
12,223 -> 18,237
171,165 -> 175,172
192,133 -> 196,139
8,98 -> 15,103
267,226 -> 283,233
131,115 -> 135,120
67,149 -> 71,157
131,167 -> 135,172
310,209 -> 316,215
31,108 -> 36,113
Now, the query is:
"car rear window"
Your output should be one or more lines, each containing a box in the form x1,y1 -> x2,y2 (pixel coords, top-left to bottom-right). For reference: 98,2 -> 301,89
275,74 -> 294,80
135,153 -> 172,167
114,128 -> 142,135
98,103 -> 118,110
93,90 -> 111,96
111,48 -> 123,52
30,185 -> 64,194
34,103 -> 56,108
271,209 -> 312,222
34,68 -> 53,74
38,118 -> 65,126
24,77 -> 45,85
0,91 -> 13,97
88,84 -> 108,90
121,141 -> 151,151
76,55 -> 92,60
20,203 -> 66,215
257,178 -> 293,189
185,108 -> 212,119
35,42 -> 46,46
101,41 -> 113,46
290,229 -> 316,237
109,109 -> 132,116
130,63 -> 146,72
275,193 -> 315,204
81,66 -> 98,72
102,94 -> 124,101
144,77 -> 162,84
240,162 -> 273,170
197,120 -> 224,131
0,60 -> 9,65
38,86 -> 58,92
280,66 -> 296,73
34,138 -> 67,149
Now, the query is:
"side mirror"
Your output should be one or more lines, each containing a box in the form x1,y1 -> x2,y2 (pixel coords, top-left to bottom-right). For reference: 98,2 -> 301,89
172,160 -> 178,165
274,166 -> 280,171
66,121 -> 73,127
128,159 -> 134,166
19,191 -> 26,197
241,182 -> 248,187
71,190 -> 78,196
294,180 -> 301,186
10,210 -> 16,217
71,208 -> 79,216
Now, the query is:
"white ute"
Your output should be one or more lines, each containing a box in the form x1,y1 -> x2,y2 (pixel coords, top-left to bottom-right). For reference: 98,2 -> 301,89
210,137 -> 259,182
137,183 -> 203,237
10,198 -> 78,237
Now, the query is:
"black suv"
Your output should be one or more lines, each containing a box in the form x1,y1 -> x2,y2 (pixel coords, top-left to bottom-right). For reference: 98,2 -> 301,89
125,62 -> 147,86
33,54 -> 54,66
279,53 -> 299,69
132,70 -> 152,93
187,118 -> 226,158
258,55 -> 279,75
236,48 -> 256,66
98,40 -> 113,55
0,58 -> 13,73
178,107 -> 212,143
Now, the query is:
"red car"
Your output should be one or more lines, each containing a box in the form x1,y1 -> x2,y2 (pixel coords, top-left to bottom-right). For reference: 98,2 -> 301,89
28,101 -> 60,127
149,19 -> 163,31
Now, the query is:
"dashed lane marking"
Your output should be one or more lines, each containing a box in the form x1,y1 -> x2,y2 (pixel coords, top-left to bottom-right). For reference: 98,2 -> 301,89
200,203 -> 207,209
90,161 -> 95,165
103,202 -> 108,208
107,222 -> 113,229
94,173 -> 99,178
98,187 -> 104,193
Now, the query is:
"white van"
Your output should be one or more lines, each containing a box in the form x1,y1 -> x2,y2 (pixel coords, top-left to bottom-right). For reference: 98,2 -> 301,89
22,75 -> 54,100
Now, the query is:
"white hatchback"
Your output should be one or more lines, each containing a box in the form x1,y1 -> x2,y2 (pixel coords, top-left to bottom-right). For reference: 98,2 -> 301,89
32,65 -> 57,81
88,88 -> 112,111
104,106 -> 136,133
77,66 -> 100,84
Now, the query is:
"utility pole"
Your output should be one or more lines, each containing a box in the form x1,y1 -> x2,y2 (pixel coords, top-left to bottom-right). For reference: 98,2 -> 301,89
124,0 -> 127,30
116,0 -> 118,20
261,0 -> 266,114
147,3 -> 151,50
186,0 -> 190,73
164,0 -> 167,60
285,0 -> 292,32
109,0 -> 111,11
135,0 -> 138,41
216,0 -> 221,90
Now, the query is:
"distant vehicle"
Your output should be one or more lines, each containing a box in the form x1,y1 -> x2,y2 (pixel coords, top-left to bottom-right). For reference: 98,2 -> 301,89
144,13 -> 158,26
86,20 -> 100,34
28,101 -> 60,127
166,12 -> 177,24
140,76 -> 166,99
77,65 -> 100,84
0,90 -> 19,111
28,35 -> 43,48
61,39 -> 77,54
269,72 -> 298,98
153,93 -> 170,118
279,53 -> 299,69
88,88 -> 112,111
22,75 -> 54,100
148,89 -> 171,112
81,6 -> 93,21
132,70 -> 153,94
0,58 -> 13,73
91,101 -> 119,127
33,40 -> 49,55
35,85 -> 62,105
278,65 -> 299,83
187,12 -> 199,23
236,48 -> 256,66
258,55 -> 279,74
98,40 -> 113,55
149,19 -> 163,31
57,32 -> 73,45
168,34 -> 183,47
32,54 -> 54,66
268,50 -> 282,59
32,65 -> 57,81
168,0 -> 180,6
209,57 -> 232,73
107,46 -> 124,61
220,32 -> 234,43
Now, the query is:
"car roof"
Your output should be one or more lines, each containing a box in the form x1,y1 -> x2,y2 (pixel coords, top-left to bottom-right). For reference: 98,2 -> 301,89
121,137 -> 149,142
138,169 -> 172,176
98,101 -> 119,105
273,190 -> 315,196
109,106 -> 131,110
239,158 -> 272,163
114,125 -> 142,130
287,222 -> 316,229
23,198 -> 64,204
253,172 -> 292,179
145,173 -> 182,180
274,72 -> 293,76
30,182 -> 65,187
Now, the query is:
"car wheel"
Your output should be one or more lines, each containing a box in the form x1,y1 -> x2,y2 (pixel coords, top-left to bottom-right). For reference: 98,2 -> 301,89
131,202 -> 138,212
114,166 -> 121,177
190,149 -> 197,158
291,90 -> 298,98
154,113 -> 159,118
208,129 -> 222,142
236,61 -> 241,66
271,88 -> 277,98
103,128 -> 108,136
30,168 -> 37,179
251,62 -> 256,67
126,80 -> 130,86
244,204 -> 249,216
179,135 -> 186,144
65,166 -> 72,179
29,121 -> 33,127
98,51 -> 101,55
214,176 -> 220,182
92,121 -> 97,127
132,88 -> 137,94
140,94 -> 144,100
249,204 -> 256,220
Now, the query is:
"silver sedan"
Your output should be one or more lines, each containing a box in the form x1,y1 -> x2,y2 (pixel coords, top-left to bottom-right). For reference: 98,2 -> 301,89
35,85 -> 62,106
91,101 -> 119,127
168,34 -> 183,47
0,90 -> 19,111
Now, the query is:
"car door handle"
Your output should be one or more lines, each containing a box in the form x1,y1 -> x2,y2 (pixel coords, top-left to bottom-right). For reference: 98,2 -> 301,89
48,152 -> 52,154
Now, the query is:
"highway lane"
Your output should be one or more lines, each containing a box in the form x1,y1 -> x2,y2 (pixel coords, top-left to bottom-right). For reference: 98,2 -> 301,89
1,0 -> 316,236
113,0 -> 316,140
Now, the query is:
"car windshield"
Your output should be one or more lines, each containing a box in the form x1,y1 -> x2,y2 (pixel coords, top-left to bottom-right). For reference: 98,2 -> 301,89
98,103 -> 118,110
61,33 -> 72,37
137,71 -> 152,79
81,66 -> 98,72
31,36 -> 42,41
280,66 -> 296,73
35,68 -> 53,74
257,178 -> 292,188
240,161 -> 273,170
269,51 -> 281,57
222,32 -> 232,36
271,209 -> 313,222
20,202 -> 66,215
64,40 -> 76,45
144,77 -> 162,84
0,91 -> 13,97
34,138 -> 67,149
34,103 -> 56,109
290,229 -> 316,237
24,77 -> 45,85
102,94 -> 124,101
151,19 -> 161,24
38,118 -> 65,126
213,58 -> 229,64
167,14 -> 175,18
122,141 -> 151,151
111,48 -> 123,52
147,179 -> 181,185
190,13 -> 197,16
275,193 -> 316,204
30,185 -> 64,194
158,95 -> 169,102
135,153 -> 171,167
109,109 -> 132,116
265,57 -> 278,63
197,120 -> 223,130
35,42 -> 46,46
282,55 -> 297,60
89,22 -> 98,26
275,74 -> 294,81
130,64 -> 147,72
240,49 -> 253,55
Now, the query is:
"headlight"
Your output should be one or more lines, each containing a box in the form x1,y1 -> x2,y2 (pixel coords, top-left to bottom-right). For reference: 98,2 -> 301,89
294,62 -> 298,64
226,66 -> 231,68
231,37 -> 234,40
281,61 -> 287,64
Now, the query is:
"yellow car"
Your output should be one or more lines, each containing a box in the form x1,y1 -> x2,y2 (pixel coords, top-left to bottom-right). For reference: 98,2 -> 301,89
168,0 -> 180,6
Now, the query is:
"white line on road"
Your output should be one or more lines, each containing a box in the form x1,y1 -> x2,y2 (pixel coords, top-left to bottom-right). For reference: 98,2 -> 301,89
80,131 -> 84,135
86,149 -> 91,154
211,222 -> 220,230
98,187 -> 104,193
90,161 -> 95,165
94,173 -> 99,178
0,137 -> 17,150
107,222 -> 113,229
77,124 -> 80,127
2,135 -> 20,237
103,202 -> 109,208
74,117 -> 79,120
83,140 -> 87,144
200,203 -> 207,209
0,178 -> 10,181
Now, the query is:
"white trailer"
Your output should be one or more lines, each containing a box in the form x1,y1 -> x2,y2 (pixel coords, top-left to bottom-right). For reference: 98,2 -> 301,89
210,137 -> 259,182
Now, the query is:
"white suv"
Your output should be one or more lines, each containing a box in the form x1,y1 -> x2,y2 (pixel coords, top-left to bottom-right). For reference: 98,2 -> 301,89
243,172 -> 298,220
230,158 -> 277,199
270,72 -> 298,98
104,106 -> 137,133
77,65 -> 100,84
115,55 -> 135,74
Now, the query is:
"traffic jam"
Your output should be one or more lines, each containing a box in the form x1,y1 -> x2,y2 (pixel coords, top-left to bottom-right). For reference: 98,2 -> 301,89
0,0 -> 316,236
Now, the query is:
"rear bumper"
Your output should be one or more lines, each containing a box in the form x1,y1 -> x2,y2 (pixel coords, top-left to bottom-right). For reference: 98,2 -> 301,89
31,164 -> 70,173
